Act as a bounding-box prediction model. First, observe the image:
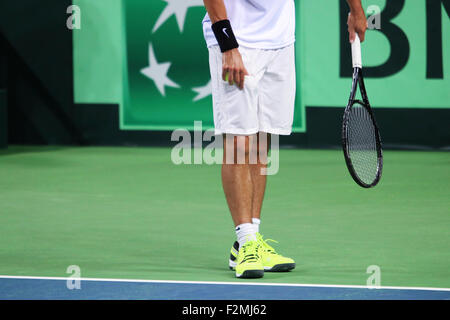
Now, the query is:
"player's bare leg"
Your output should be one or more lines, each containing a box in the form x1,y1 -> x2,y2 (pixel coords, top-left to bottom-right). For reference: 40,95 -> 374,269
249,132 -> 270,220
221,134 -> 253,227
222,133 -> 265,278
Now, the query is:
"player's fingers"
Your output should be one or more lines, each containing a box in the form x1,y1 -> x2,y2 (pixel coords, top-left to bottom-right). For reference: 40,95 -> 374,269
349,29 -> 356,43
357,21 -> 367,42
347,12 -> 356,43
228,68 -> 235,85
237,70 -> 245,90
235,68 -> 244,89
233,69 -> 240,89
358,30 -> 365,42
222,67 -> 229,82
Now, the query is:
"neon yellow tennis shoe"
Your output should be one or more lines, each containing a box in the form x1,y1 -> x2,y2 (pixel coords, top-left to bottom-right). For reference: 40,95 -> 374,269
234,240 -> 264,279
229,233 -> 295,272
256,233 -> 296,271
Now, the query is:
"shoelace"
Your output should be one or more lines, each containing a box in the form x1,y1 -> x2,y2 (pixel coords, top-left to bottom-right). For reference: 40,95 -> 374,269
240,242 -> 260,264
258,234 -> 278,254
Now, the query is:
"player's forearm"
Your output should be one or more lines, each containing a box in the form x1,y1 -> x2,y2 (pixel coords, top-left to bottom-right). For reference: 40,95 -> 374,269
346,0 -> 365,15
203,0 -> 228,23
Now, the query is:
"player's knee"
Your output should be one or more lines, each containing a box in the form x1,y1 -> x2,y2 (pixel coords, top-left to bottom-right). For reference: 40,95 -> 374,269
234,136 -> 250,164
223,134 -> 252,164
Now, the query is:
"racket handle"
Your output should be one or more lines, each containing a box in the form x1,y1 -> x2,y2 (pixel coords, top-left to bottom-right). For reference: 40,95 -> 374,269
351,34 -> 362,69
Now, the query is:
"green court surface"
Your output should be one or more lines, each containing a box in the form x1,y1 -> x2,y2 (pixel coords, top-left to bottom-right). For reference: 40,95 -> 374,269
0,146 -> 449,289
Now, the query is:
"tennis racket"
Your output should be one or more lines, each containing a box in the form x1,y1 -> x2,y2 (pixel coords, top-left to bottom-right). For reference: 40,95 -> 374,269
342,34 -> 383,188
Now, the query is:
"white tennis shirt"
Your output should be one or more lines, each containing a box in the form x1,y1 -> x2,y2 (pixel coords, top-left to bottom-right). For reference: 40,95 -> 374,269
202,0 -> 296,49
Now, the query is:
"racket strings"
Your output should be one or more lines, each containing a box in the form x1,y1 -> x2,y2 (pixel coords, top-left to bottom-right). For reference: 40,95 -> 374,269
347,103 -> 379,185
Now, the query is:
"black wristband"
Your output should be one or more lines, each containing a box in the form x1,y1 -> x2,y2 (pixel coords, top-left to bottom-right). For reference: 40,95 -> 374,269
211,19 -> 239,53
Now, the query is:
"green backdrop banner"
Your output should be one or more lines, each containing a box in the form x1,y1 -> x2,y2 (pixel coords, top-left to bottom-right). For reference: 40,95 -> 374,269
121,0 -> 304,131
300,0 -> 450,112
73,0 -> 123,105
76,0 -> 449,132
122,1 -> 213,130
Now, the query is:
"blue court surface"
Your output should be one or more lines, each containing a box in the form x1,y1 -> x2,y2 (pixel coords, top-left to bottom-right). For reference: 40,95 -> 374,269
0,276 -> 449,300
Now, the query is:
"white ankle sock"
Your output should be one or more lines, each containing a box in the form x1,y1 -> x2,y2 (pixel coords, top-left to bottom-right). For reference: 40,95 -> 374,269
252,218 -> 261,234
235,223 -> 256,248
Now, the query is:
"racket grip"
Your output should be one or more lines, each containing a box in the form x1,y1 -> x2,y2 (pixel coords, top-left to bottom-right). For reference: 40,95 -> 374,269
351,34 -> 362,69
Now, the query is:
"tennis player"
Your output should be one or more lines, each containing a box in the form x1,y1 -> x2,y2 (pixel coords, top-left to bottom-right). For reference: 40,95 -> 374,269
202,0 -> 367,278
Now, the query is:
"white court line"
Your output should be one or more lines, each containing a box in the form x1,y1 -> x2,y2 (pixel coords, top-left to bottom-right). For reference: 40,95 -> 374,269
0,275 -> 449,292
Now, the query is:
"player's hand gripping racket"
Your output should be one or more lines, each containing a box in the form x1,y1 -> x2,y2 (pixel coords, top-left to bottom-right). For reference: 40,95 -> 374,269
342,34 -> 383,188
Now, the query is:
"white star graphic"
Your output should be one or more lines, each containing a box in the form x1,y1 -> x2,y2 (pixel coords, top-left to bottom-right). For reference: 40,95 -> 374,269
153,0 -> 204,33
140,43 -> 180,97
192,80 -> 212,102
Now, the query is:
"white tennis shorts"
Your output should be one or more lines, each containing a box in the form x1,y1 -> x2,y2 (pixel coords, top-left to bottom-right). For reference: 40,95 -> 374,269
208,44 -> 296,136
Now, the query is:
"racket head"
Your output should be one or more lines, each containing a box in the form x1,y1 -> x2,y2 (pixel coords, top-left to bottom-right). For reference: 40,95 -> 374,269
342,96 -> 383,188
